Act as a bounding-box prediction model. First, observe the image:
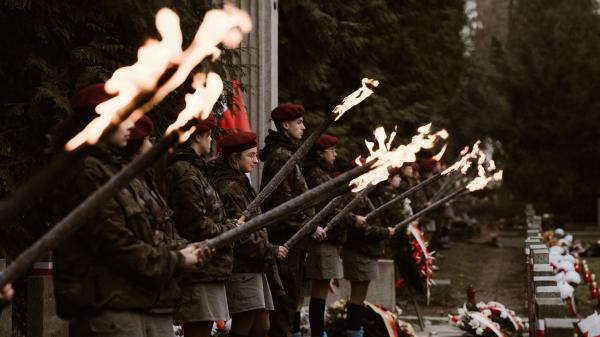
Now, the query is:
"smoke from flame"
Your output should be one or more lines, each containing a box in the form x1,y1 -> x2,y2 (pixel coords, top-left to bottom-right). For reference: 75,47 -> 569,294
332,78 -> 379,121
65,5 -> 251,151
350,124 -> 448,192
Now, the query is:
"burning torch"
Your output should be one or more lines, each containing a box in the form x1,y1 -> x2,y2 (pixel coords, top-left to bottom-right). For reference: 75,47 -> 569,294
238,78 -> 380,222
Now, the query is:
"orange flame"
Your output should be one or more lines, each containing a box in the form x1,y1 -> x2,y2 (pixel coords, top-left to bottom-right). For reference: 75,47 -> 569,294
487,159 -> 496,172
332,78 -> 380,121
442,140 -> 483,175
466,153 -> 503,192
350,124 -> 448,192
65,5 -> 251,151
432,143 -> 448,161
166,72 -> 224,142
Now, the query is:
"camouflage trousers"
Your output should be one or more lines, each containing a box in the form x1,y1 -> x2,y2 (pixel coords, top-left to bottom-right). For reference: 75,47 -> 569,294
69,310 -> 174,337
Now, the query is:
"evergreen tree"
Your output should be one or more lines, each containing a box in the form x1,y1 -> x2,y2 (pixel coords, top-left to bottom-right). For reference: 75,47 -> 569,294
279,0 -> 467,161
503,0 -> 600,220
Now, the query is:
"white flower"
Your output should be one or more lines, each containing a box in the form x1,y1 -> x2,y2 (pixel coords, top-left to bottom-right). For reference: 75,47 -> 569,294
458,308 -> 466,315
500,311 -> 508,319
482,310 -> 492,317
469,319 -> 480,329
476,328 -> 484,335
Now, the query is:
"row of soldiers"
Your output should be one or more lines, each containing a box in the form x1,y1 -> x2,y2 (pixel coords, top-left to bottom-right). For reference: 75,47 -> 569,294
1,83 -> 448,337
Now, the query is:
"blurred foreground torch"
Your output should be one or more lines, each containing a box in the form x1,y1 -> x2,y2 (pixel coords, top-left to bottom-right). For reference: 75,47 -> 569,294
0,5 -> 251,289
0,4 -> 251,224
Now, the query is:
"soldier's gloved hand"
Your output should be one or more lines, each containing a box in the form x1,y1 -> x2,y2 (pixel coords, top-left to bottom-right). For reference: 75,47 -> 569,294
387,227 -> 396,237
354,215 -> 367,226
0,283 -> 14,303
277,245 -> 289,260
312,227 -> 327,241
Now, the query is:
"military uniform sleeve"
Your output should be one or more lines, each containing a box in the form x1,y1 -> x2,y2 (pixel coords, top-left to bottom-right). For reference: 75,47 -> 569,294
216,182 -> 279,264
352,221 -> 390,242
263,156 -> 311,235
166,164 -> 232,241
349,198 -> 390,242
77,164 -> 183,287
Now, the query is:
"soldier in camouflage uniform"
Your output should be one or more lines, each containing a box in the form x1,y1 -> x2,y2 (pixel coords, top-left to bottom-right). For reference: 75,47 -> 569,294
370,167 -> 413,262
370,166 -> 408,229
164,114 -> 235,337
259,103 -> 318,337
208,131 -> 288,337
303,133 -> 359,337
342,167 -> 395,337
51,84 -> 201,337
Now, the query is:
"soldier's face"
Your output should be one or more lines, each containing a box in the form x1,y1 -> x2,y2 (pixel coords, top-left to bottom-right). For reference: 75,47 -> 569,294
195,131 -> 212,155
237,147 -> 258,173
108,119 -> 133,148
320,147 -> 336,165
389,174 -> 402,188
283,117 -> 305,140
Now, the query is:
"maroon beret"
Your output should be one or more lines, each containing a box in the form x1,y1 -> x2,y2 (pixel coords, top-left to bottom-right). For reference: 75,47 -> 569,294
407,162 -> 419,171
128,115 -> 154,141
219,131 -> 257,155
271,103 -> 304,122
314,133 -> 338,150
70,83 -> 114,110
419,159 -> 437,173
195,113 -> 216,133
388,166 -> 403,178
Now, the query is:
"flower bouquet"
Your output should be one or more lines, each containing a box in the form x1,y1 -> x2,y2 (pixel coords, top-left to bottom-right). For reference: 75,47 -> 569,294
324,300 -> 417,337
449,302 -> 526,337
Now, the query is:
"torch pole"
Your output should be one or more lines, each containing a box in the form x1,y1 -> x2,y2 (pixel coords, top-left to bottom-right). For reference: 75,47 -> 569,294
204,160 -> 376,250
392,186 -> 469,232
0,132 -> 180,288
284,195 -> 345,250
364,172 -> 443,222
431,171 -> 463,202
323,183 -> 377,233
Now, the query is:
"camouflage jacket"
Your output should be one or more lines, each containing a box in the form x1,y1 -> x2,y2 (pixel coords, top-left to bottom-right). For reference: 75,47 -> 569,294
259,130 -> 315,245
343,193 -> 390,258
302,155 -> 350,244
165,146 -> 234,283
53,146 -> 184,319
369,182 -> 412,258
370,182 -> 410,228
208,158 -> 279,273
208,158 -> 285,295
